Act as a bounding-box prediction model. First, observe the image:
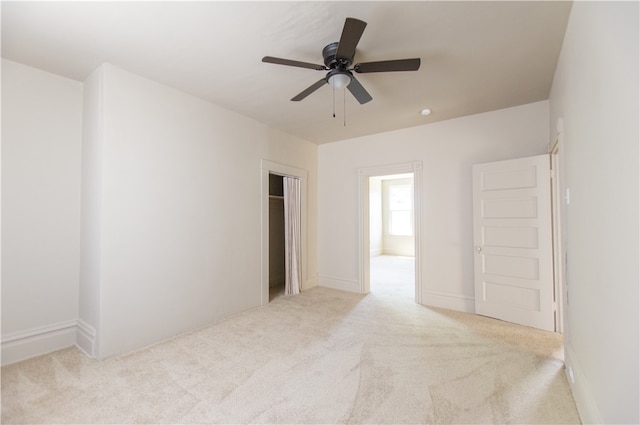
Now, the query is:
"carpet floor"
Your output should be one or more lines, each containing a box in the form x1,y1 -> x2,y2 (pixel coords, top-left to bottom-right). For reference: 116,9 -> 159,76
2,277 -> 580,424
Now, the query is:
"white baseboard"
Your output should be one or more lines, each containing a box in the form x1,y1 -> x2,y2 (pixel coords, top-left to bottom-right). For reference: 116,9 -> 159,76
421,290 -> 475,313
564,342 -> 603,424
76,320 -> 96,358
1,320 -> 78,366
318,275 -> 360,293
382,249 -> 415,257
303,276 -> 319,291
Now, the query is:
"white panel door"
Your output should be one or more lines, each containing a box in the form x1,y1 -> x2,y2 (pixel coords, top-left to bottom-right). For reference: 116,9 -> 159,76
472,155 -> 555,331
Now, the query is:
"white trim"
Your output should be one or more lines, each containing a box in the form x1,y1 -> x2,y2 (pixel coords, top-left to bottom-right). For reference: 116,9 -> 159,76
564,342 -> 603,425
1,320 -> 78,366
303,276 -> 319,291
260,160 -> 308,306
549,125 -> 566,334
422,290 -> 475,313
358,161 -> 423,304
318,275 -> 360,293
75,319 -> 96,358
381,248 -> 414,257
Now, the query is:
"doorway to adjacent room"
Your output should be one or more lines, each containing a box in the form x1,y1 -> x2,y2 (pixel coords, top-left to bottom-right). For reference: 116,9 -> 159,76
358,162 -> 422,303
369,174 -> 415,298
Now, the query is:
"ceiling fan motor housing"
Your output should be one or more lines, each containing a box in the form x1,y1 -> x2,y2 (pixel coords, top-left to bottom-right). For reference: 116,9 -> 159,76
322,42 -> 351,69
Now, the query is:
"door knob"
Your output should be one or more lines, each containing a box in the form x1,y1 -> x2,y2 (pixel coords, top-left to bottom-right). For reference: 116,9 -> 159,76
475,245 -> 482,253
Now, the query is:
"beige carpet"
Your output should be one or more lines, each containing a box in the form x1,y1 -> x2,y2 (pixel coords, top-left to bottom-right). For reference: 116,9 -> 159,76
1,285 -> 580,424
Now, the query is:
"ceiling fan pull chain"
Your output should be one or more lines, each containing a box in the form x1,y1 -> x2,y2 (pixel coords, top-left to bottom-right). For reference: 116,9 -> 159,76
332,85 -> 336,118
344,88 -> 347,127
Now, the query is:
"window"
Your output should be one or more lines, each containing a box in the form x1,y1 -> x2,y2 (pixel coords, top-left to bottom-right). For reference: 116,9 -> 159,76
388,183 -> 413,236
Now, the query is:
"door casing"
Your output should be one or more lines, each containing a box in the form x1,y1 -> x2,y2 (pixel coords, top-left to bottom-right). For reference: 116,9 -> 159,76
549,126 -> 566,334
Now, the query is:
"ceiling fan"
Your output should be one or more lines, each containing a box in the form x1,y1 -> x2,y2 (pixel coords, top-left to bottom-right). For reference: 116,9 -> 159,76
262,17 -> 421,104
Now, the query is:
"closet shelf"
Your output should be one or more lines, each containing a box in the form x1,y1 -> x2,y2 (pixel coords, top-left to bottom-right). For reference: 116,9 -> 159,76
269,195 -> 284,200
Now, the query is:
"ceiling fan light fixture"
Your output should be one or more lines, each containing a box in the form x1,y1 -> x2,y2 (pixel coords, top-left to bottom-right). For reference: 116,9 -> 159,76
328,73 -> 351,89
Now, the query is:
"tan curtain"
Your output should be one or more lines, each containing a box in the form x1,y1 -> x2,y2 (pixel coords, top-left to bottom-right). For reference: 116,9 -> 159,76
283,176 -> 301,295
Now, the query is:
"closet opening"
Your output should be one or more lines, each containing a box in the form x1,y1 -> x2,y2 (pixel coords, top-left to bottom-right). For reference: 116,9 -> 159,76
261,160 -> 307,306
264,168 -> 303,302
268,173 -> 286,300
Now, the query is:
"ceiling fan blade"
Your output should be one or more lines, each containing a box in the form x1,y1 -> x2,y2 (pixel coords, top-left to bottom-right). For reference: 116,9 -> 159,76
347,76 -> 372,104
291,78 -> 327,101
354,58 -> 421,73
335,18 -> 367,62
262,56 -> 327,71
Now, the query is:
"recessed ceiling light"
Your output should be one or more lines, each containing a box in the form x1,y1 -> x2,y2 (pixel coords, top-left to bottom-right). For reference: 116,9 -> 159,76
420,108 -> 432,116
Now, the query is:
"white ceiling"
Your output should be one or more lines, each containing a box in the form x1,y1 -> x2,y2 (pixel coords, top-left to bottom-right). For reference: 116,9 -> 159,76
1,1 -> 572,144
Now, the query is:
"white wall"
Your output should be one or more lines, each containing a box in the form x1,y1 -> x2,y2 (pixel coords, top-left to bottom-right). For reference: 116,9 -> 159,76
318,101 -> 549,311
1,59 -> 83,364
549,2 -> 639,424
2,60 -> 317,363
82,64 -> 317,359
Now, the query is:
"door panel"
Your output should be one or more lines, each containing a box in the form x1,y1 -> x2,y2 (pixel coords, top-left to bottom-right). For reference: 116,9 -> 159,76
482,197 -> 538,218
483,254 -> 540,279
473,155 -> 554,331
482,226 -> 538,248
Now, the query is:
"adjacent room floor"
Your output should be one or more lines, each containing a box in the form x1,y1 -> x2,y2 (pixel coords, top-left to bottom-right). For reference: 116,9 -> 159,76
2,279 -> 580,424
370,254 -> 415,298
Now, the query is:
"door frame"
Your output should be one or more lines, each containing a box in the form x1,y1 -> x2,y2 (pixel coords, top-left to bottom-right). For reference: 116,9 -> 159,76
260,160 -> 307,306
358,161 -> 423,303
549,126 -> 566,333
